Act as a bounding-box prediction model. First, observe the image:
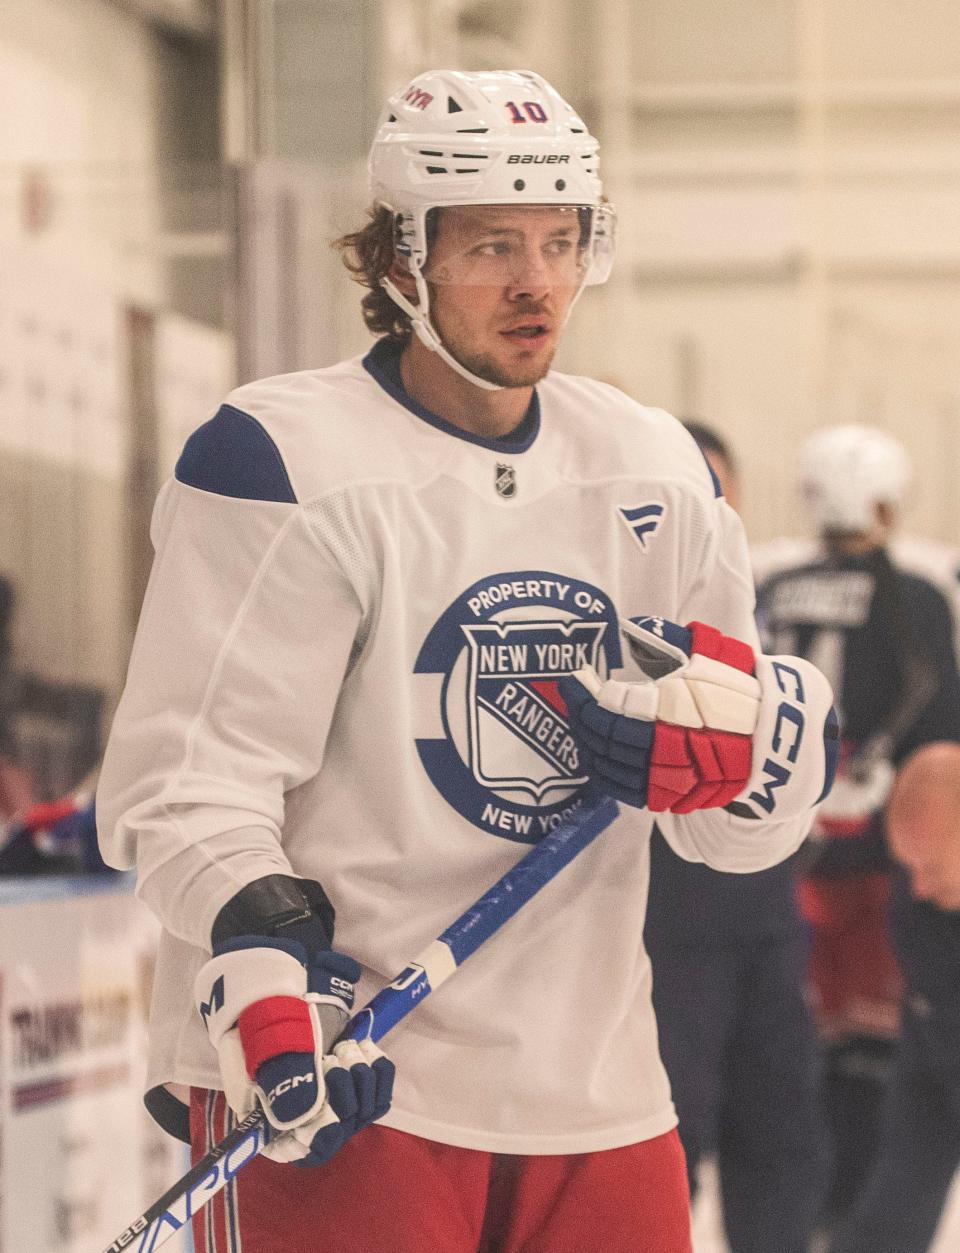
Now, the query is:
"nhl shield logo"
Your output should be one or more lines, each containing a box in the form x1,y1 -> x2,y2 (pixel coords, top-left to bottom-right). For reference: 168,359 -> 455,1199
495,463 -> 517,498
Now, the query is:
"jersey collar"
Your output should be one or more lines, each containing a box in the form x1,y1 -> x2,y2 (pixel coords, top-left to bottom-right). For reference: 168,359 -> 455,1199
362,338 -> 541,454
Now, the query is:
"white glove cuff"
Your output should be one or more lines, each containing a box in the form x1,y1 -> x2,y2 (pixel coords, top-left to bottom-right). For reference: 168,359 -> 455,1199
194,946 -> 309,1048
730,654 -> 837,822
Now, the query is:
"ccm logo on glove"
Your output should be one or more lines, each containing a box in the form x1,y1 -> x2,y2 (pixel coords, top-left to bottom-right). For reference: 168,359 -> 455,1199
267,1073 -> 314,1101
559,616 -> 838,820
727,654 -> 839,821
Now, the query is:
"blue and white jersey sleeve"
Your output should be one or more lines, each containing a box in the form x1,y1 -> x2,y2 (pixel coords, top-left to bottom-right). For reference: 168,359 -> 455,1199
97,407 -> 364,950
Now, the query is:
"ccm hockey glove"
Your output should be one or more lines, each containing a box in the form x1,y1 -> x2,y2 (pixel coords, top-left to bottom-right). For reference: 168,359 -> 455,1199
559,615 -> 839,819
194,938 -> 394,1166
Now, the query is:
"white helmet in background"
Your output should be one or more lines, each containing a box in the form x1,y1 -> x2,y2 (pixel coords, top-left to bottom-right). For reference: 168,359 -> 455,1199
799,424 -> 911,533
368,69 -> 616,389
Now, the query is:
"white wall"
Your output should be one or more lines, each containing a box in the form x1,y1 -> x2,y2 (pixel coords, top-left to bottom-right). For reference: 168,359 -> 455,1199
0,0 -> 166,302
271,0 -> 960,545
562,0 -> 960,544
4,0 -> 960,703
0,0 -> 226,710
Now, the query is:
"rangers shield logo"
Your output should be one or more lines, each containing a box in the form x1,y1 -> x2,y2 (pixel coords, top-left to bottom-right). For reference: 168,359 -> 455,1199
462,620 -> 606,800
414,570 -> 622,842
495,463 -> 517,497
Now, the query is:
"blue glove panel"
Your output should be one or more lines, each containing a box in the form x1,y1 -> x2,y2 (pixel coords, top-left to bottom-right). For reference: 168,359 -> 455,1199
297,1055 -> 396,1168
296,1128 -> 345,1167
307,950 -> 361,1005
559,673 -> 655,808
258,1051 -> 321,1125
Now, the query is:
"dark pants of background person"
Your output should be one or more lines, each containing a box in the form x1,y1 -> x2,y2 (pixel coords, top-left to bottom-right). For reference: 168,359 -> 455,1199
650,929 -> 827,1253
820,1032 -> 897,1224
828,1005 -> 960,1253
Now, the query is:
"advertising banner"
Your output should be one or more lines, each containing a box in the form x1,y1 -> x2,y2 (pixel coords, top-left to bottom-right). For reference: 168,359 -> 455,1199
0,877 -> 189,1252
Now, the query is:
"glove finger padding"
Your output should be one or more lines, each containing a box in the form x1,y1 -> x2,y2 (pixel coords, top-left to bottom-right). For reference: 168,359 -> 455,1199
268,1039 -> 396,1168
649,724 -> 753,814
559,616 -> 761,814
558,670 -> 655,807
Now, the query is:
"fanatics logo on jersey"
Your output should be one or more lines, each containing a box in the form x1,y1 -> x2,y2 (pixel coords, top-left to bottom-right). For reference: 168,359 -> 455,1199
414,571 -> 622,842
619,503 -> 666,552
495,463 -> 517,498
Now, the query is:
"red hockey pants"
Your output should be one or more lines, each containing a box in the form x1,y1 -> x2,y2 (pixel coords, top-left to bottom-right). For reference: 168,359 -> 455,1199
190,1089 -> 693,1252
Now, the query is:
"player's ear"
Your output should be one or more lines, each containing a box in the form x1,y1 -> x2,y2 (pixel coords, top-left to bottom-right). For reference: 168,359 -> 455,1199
387,256 -> 418,302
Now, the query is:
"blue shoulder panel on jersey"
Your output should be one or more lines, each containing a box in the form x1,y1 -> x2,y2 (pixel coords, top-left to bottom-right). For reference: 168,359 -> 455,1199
175,404 -> 297,503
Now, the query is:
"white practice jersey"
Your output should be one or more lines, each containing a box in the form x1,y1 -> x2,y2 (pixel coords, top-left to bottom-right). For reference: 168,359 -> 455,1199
98,339 -> 814,1154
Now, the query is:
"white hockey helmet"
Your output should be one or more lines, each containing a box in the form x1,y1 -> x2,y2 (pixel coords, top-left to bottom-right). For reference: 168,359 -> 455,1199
799,424 -> 912,532
369,69 -> 616,389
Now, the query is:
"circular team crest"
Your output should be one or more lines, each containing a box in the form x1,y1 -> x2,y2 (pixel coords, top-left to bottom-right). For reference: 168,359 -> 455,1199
415,570 -> 622,842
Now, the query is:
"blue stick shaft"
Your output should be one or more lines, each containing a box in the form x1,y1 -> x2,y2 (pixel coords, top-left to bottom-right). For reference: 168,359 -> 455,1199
346,793 -> 618,1044
103,793 -> 618,1253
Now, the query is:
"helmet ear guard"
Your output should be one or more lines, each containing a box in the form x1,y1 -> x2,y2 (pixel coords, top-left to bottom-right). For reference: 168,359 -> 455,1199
585,203 -> 616,286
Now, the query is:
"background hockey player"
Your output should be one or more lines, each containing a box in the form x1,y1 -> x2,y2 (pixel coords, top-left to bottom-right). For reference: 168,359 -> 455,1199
646,420 -> 827,1253
756,423 -> 960,1229
97,69 -> 838,1252
829,741 -> 960,1253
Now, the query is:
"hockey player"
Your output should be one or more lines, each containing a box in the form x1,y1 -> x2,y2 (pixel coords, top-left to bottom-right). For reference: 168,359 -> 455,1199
646,420 -> 826,1253
97,70 -> 837,1252
756,423 -> 960,1226
678,420 -> 742,512
829,741 -> 960,1253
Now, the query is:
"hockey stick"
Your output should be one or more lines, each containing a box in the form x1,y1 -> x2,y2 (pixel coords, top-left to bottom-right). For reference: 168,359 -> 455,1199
103,791 -> 619,1253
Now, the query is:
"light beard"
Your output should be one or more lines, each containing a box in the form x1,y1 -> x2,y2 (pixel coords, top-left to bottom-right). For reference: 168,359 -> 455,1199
451,344 -> 557,389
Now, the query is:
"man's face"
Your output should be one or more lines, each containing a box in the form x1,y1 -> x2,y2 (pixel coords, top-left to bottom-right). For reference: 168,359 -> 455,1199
890,808 -> 960,911
423,204 -> 588,388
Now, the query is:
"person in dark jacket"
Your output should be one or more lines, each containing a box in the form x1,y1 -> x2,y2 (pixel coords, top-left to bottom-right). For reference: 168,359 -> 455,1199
0,574 -> 33,820
759,424 -> 960,1228
645,423 -> 827,1253
829,742 -> 960,1252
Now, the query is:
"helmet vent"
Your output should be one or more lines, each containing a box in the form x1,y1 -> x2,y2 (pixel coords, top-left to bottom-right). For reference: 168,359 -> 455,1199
387,114 -> 397,123
456,127 -> 488,134
426,166 -> 447,174
447,96 -> 463,113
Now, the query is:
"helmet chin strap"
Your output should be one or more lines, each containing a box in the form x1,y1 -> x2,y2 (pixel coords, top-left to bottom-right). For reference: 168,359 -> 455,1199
380,274 -> 503,392
380,268 -> 587,397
